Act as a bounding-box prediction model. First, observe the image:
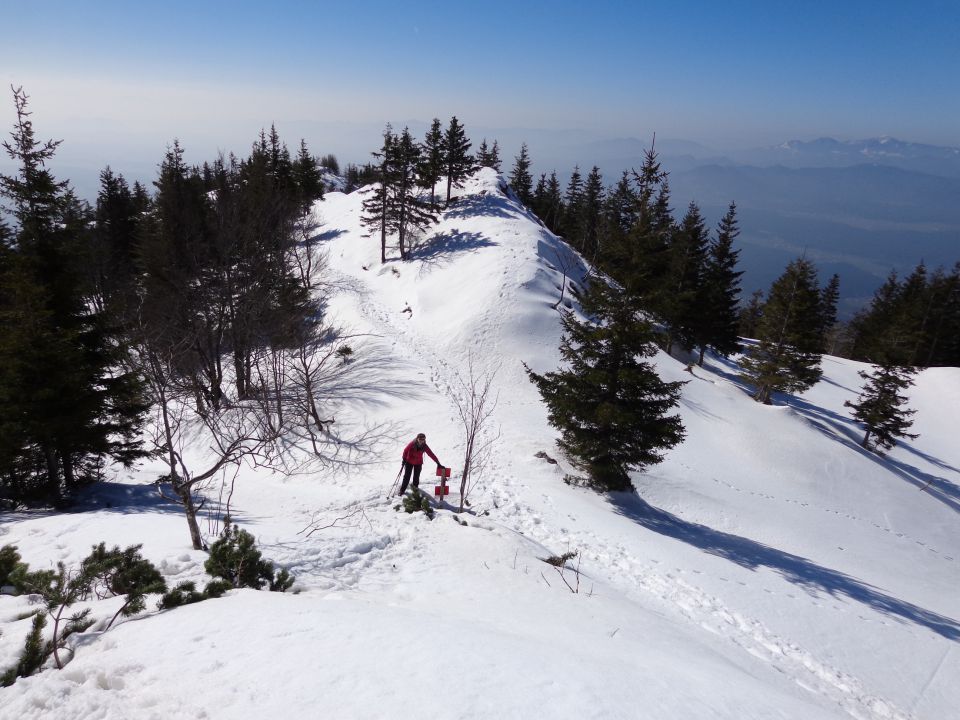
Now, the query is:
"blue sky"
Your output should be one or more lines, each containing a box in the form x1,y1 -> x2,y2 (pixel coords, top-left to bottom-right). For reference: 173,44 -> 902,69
2,0 -> 958,192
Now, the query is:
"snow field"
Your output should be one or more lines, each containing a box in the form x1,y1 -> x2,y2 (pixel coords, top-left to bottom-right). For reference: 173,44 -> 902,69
2,168 -> 958,719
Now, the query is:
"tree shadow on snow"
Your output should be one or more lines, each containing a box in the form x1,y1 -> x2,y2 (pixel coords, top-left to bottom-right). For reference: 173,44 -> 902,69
410,229 -> 496,270
783,395 -> 960,515
442,191 -> 525,222
609,493 -> 960,641
307,227 -> 347,244
703,353 -> 960,514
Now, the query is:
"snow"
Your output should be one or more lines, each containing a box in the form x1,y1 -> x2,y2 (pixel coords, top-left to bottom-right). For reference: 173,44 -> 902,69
1,168 -> 958,720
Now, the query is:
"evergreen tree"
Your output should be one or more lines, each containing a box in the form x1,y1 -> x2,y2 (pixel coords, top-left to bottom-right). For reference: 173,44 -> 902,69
605,147 -> 674,319
509,143 -> 533,205
526,281 -> 685,492
442,116 -> 473,205
361,125 -> 396,264
418,118 -> 444,209
291,139 -> 324,212
476,138 -> 491,168
662,201 -> 709,355
739,257 -> 824,404
578,166 -> 605,262
738,289 -> 765,338
697,202 -> 743,364
90,167 -> 140,316
489,140 -> 502,172
391,127 -> 437,258
819,273 -> 840,350
0,87 -> 146,501
561,165 -> 583,243
845,364 -> 918,454
597,171 -> 637,275
542,171 -> 563,234
531,173 -> 548,221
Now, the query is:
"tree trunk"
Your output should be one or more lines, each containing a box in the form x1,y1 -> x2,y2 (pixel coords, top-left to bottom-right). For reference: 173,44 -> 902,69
44,444 -> 60,498
178,485 -> 205,550
698,346 -> 706,367
862,430 -> 872,449
61,451 -> 74,488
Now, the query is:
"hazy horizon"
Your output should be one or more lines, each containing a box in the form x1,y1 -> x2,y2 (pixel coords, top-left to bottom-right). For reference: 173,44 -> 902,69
3,0 -> 959,197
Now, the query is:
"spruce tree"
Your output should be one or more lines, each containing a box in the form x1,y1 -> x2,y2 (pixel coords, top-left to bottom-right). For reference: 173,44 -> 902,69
698,202 -> 743,364
578,166 -> 605,261
738,289 -> 765,338
476,138 -> 491,168
391,127 -> 437,259
739,257 -> 824,404
361,125 -> 396,263
91,167 -> 140,316
531,173 -> 548,221
819,273 -> 840,350
418,118 -> 444,209
442,116 -> 473,205
598,171 -> 637,275
291,139 -> 324,212
526,281 -> 685,492
606,147 -> 674,320
509,143 -> 533,206
662,201 -> 709,355
0,86 -> 146,500
489,140 -> 502,172
845,364 -> 918,454
561,166 -> 583,244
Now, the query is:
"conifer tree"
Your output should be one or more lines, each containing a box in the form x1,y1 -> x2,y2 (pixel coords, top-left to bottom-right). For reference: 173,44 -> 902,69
0,87 -> 146,501
606,147 -> 674,319
532,173 -> 548,220
526,281 -> 685,492
561,165 -> 583,244
418,118 -> 444,209
361,125 -> 396,264
538,172 -> 562,234
442,116 -> 473,205
509,143 -> 533,206
291,139 -> 324,212
598,171 -> 637,275
476,138 -> 491,168
489,140 -> 502,172
579,166 -> 605,262
91,167 -> 140,315
819,273 -> 840,350
392,127 -> 436,258
739,257 -> 824,404
662,201 -> 709,354
697,202 -> 743,364
845,364 -> 918,454
738,289 -> 765,338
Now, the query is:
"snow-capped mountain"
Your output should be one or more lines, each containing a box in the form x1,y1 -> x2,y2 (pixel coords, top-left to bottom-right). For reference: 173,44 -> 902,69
733,137 -> 960,177
1,169 -> 957,720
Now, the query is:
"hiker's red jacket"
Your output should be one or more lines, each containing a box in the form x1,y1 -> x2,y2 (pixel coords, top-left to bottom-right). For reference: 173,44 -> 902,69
402,440 -> 440,467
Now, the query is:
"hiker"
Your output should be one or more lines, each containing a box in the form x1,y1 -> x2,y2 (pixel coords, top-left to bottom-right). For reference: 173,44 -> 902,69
399,433 -> 444,495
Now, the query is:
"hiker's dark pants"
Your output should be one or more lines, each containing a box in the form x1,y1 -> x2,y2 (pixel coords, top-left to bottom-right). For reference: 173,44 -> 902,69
399,462 -> 423,494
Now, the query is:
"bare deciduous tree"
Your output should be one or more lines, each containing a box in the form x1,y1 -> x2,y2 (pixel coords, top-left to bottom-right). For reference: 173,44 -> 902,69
450,355 -> 501,512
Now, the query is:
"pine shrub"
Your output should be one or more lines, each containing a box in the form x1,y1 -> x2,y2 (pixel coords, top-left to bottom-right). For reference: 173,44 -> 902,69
402,488 -> 434,518
1,613 -> 47,687
0,544 -> 21,586
205,524 -> 295,591
158,579 -> 231,609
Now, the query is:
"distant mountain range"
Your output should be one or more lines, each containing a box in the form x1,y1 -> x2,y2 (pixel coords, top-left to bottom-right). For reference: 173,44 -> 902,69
730,137 -> 960,178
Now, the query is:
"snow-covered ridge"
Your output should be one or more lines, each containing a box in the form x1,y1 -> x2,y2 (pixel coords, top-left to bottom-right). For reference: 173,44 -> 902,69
2,169 -> 958,720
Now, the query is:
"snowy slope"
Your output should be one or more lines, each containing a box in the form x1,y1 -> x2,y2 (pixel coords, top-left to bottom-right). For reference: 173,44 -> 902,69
1,169 -> 958,720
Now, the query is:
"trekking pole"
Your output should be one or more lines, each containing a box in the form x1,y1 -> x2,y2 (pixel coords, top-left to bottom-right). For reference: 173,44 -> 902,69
388,463 -> 404,497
